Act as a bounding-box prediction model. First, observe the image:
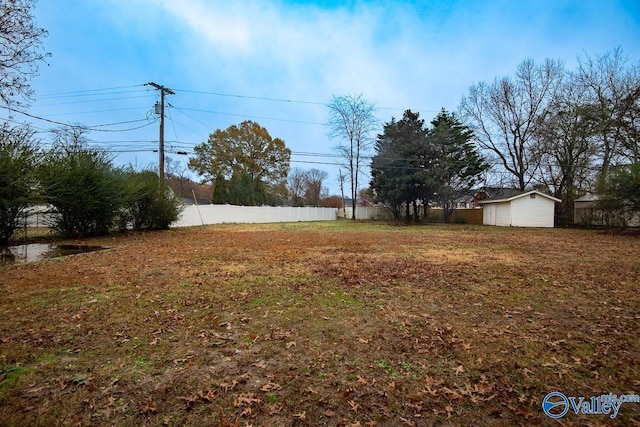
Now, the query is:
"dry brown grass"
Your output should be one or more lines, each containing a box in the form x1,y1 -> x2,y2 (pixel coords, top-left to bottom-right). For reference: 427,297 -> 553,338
0,222 -> 639,426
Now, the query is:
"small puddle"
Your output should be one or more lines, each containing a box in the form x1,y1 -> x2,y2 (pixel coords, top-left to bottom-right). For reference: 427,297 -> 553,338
0,243 -> 107,265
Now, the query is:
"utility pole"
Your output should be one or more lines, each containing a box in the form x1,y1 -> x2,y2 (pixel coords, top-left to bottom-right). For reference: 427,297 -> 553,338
145,82 -> 175,180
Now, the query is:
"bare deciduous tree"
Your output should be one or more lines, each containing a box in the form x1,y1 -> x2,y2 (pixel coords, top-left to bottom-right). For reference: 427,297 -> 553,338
287,167 -> 328,207
165,157 -> 190,198
576,47 -> 640,175
287,167 -> 307,206
460,58 -> 564,190
532,77 -> 599,224
303,168 -> 328,207
0,0 -> 50,108
326,94 -> 377,219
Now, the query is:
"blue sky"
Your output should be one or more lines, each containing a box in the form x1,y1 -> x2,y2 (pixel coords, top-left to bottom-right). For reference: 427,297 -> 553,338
11,0 -> 640,194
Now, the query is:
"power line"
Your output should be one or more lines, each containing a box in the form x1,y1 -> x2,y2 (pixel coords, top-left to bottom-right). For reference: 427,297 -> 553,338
23,83 -> 443,138
166,104 -> 204,138
290,159 -> 342,166
172,105 -> 324,126
90,118 -> 154,128
0,116 -> 50,133
172,87 -> 441,113
0,105 -> 154,132
33,94 -> 154,107
166,107 -> 180,148
173,88 -> 326,106
34,83 -> 442,117
46,106 -> 153,117
291,151 -> 342,158
35,85 -> 145,99
169,106 -> 211,138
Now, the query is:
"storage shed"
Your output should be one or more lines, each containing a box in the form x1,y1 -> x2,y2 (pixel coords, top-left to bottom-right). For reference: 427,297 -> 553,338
480,190 -> 561,228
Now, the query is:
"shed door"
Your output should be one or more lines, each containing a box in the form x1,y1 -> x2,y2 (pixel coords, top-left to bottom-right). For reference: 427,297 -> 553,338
484,204 -> 496,225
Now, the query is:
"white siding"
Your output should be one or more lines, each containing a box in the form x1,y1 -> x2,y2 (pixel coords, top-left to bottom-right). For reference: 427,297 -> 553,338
483,204 -> 496,225
510,195 -> 555,227
495,203 -> 511,226
481,191 -> 558,228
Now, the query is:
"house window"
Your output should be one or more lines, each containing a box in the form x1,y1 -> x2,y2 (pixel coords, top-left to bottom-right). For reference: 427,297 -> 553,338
530,193 -> 536,199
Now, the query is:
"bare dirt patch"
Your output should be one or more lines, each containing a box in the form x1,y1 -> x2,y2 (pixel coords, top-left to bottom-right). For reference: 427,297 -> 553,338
0,222 -> 638,426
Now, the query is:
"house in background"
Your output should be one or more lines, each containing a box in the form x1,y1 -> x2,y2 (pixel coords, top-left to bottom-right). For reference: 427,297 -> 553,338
454,187 -> 522,209
480,190 -> 561,228
574,193 -> 640,227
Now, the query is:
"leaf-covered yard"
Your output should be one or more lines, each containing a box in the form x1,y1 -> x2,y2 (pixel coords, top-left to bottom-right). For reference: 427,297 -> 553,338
0,222 -> 638,426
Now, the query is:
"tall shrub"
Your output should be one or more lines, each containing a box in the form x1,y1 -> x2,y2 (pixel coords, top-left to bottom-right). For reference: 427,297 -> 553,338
40,143 -> 123,237
120,170 -> 183,230
0,124 -> 39,244
596,162 -> 640,227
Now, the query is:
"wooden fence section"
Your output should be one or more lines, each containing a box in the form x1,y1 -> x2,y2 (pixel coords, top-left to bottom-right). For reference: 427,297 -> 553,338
174,205 -> 337,227
431,209 -> 484,224
337,206 -> 483,223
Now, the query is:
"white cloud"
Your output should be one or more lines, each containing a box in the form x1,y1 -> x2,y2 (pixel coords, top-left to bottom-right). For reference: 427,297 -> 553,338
148,0 -> 407,100
155,0 -> 254,53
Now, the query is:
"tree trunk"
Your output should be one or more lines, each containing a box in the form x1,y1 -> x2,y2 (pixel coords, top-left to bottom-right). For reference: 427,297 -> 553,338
351,197 -> 356,220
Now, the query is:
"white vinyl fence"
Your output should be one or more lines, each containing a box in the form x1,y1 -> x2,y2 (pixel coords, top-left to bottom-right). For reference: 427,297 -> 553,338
22,205 -> 52,227
174,204 -> 337,227
338,206 -> 394,220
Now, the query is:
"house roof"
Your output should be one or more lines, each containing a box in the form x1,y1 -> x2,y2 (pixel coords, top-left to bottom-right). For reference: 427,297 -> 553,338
451,187 -> 519,203
454,189 -> 477,203
479,190 -> 561,204
574,193 -> 599,202
484,187 -> 520,198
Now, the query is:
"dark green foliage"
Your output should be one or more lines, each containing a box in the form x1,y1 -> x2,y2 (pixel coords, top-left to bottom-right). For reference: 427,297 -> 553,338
227,171 -> 267,206
0,124 -> 39,244
120,170 -> 183,230
370,109 -> 487,222
596,162 -> 640,226
428,109 -> 488,222
39,144 -> 123,237
40,127 -> 184,236
370,110 -> 431,220
454,216 -> 467,224
212,174 -> 229,204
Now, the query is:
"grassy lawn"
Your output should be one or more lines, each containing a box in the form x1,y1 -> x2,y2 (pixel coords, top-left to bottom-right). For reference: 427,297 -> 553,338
0,221 -> 638,426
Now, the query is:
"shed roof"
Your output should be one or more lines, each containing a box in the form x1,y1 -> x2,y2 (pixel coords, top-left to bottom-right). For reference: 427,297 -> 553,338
479,190 -> 561,204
